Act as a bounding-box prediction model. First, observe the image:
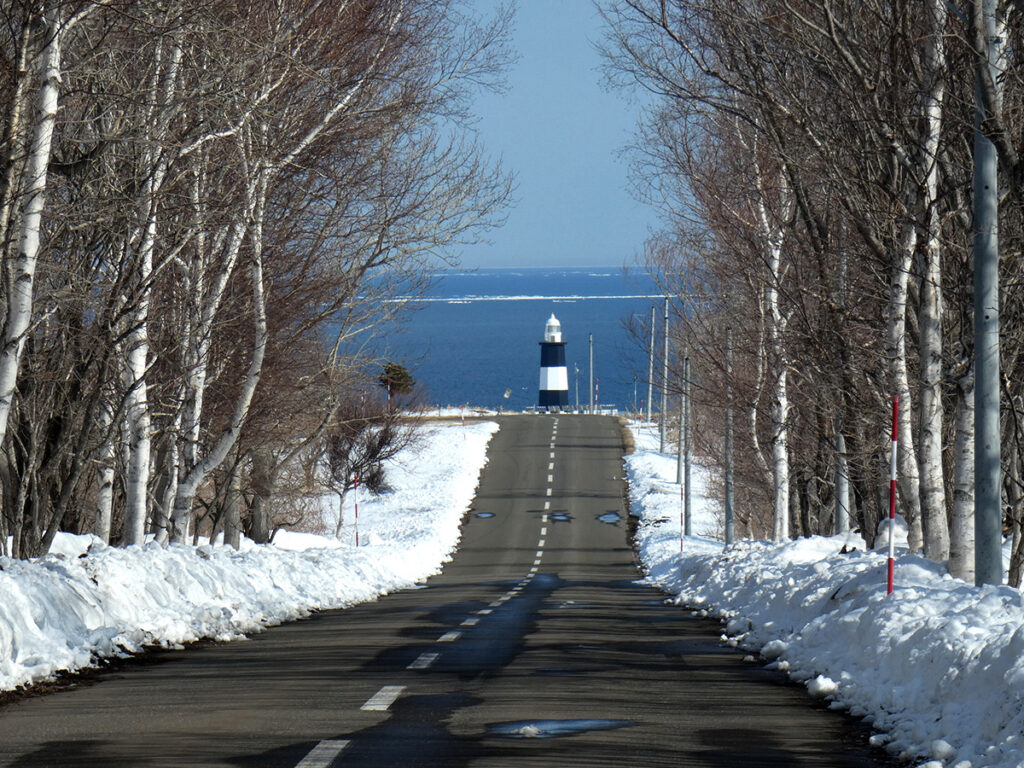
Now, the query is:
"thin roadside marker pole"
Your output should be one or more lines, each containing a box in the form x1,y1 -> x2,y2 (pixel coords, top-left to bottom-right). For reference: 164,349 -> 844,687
887,396 -> 898,594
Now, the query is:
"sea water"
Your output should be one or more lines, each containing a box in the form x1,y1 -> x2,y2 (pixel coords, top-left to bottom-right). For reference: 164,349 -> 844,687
377,267 -> 661,411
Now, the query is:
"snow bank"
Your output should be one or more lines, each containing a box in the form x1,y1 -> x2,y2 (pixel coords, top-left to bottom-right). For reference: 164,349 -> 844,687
625,421 -> 1024,768
0,421 -> 498,693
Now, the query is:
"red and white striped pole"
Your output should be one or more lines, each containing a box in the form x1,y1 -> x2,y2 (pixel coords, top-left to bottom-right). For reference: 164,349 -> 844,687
887,396 -> 898,595
354,472 -> 360,548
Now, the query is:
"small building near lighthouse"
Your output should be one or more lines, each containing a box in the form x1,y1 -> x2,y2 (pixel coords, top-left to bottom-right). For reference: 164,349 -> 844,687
538,314 -> 569,409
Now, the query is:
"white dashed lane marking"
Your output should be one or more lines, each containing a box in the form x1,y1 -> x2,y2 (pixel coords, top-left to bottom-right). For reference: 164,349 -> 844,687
361,686 -> 405,712
461,617 -> 479,627
439,631 -> 461,642
407,652 -> 439,670
546,488 -> 552,496
296,740 -> 350,767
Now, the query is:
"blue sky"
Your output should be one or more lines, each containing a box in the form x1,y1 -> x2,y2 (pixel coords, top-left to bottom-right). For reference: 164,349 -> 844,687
456,1 -> 657,269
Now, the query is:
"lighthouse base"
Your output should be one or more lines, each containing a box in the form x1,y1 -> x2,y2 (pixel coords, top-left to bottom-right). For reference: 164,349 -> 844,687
539,390 -> 569,409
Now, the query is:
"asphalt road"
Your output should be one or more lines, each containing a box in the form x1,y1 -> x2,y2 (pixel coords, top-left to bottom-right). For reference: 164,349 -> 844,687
0,415 -> 888,767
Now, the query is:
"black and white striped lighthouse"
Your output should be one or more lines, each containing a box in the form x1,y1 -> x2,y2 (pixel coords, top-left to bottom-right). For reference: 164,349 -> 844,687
538,314 -> 569,409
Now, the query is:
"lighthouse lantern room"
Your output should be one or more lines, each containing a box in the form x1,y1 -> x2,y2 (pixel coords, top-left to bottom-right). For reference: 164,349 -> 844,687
538,314 -> 569,409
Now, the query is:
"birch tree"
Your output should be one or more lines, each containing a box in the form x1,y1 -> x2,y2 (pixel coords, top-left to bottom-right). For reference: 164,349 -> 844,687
0,0 -> 511,557
601,0 -> 981,557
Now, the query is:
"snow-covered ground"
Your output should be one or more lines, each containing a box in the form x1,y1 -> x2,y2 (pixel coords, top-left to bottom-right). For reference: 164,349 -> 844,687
626,421 -> 1024,768
6,414 -> 1024,768
0,421 -> 498,694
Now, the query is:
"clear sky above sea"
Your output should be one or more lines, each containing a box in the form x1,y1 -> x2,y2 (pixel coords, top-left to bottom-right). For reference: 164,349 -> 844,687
456,0 -> 657,270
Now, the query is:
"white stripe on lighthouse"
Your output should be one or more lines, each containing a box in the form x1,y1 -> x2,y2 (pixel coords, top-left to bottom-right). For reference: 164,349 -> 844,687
539,366 -> 569,391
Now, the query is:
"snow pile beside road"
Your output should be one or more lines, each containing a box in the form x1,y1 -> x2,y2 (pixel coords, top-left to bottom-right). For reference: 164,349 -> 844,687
625,421 -> 1024,768
624,423 -> 723,585
0,421 -> 498,693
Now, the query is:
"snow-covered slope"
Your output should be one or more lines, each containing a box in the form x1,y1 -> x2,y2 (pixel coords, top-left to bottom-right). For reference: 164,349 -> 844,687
626,421 -> 1024,768
0,421 -> 498,693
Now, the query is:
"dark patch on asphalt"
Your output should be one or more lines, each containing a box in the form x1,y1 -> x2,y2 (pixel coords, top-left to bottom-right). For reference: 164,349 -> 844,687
534,665 -> 614,676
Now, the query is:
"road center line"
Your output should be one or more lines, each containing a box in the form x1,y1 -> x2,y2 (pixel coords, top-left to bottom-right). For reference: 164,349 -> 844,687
361,686 -> 405,712
461,617 -> 479,627
478,608 -> 492,615
439,631 -> 461,642
296,740 -> 350,768
407,652 -> 439,670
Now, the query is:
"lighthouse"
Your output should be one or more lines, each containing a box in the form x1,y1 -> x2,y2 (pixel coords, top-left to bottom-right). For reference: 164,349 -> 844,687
538,314 -> 569,409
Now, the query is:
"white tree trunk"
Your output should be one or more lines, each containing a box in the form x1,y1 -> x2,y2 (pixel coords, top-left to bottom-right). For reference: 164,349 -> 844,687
0,6 -> 61,446
122,316 -> 152,546
123,35 -> 181,545
918,225 -> 949,560
770,351 -> 790,542
754,160 -> 792,543
747,282 -> 773,489
334,487 -> 349,539
168,173 -> 269,544
888,223 -> 923,551
93,400 -> 115,544
950,367 -> 975,580
767,247 -> 790,542
917,0 -> 949,562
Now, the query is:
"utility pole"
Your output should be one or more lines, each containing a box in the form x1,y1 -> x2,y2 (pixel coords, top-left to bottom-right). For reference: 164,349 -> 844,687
659,297 -> 669,453
646,305 -> 655,423
683,356 -> 692,537
835,419 -> 850,534
676,383 -> 685,484
725,328 -> 734,545
574,363 -> 580,413
974,0 -> 1002,586
588,333 -> 594,415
